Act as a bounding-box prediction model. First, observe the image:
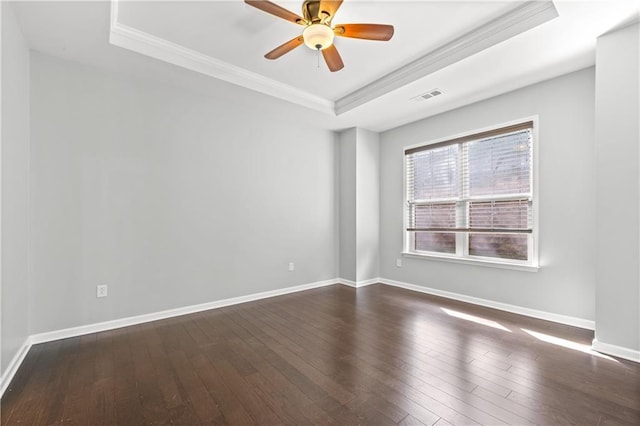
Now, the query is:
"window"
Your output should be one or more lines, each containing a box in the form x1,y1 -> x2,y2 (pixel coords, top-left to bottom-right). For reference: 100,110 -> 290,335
404,120 -> 537,268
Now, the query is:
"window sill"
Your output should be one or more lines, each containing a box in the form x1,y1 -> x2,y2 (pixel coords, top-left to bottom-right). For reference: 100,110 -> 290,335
401,252 -> 540,272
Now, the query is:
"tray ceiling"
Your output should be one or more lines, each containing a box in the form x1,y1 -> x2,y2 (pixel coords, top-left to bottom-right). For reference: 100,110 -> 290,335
11,1 -> 640,131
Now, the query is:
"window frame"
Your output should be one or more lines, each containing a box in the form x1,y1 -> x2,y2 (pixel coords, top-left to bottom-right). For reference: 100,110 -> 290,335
402,117 -> 539,272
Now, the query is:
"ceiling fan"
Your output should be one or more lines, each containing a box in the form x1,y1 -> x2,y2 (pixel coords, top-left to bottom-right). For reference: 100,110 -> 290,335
244,0 -> 394,72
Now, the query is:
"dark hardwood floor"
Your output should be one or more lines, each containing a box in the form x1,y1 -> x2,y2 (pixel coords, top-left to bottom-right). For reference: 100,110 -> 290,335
2,284 -> 639,425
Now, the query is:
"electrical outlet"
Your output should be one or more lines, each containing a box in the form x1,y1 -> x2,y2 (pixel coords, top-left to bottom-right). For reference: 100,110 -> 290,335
288,262 -> 295,272
396,258 -> 402,267
96,284 -> 108,298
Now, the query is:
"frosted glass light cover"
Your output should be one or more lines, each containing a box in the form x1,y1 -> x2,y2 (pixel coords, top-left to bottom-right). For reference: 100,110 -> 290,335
303,24 -> 334,50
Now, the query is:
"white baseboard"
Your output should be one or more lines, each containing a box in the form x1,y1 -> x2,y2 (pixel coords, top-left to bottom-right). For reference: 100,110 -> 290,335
592,338 -> 640,363
5,275 -> 634,399
379,278 -> 596,330
0,338 -> 32,397
29,279 -> 338,345
1,278 -> 339,398
337,278 -> 357,287
337,277 -> 380,288
32,276 -> 593,346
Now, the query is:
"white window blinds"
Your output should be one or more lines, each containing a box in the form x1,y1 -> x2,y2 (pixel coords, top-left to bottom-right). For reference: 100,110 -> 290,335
405,121 -> 534,262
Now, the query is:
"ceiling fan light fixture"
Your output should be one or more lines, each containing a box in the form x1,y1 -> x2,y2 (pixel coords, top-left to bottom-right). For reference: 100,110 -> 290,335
245,0 -> 394,72
303,23 -> 334,50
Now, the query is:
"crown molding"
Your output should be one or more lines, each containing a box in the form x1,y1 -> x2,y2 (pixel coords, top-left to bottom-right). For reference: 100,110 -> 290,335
334,1 -> 559,115
109,1 -> 557,118
109,1 -> 334,115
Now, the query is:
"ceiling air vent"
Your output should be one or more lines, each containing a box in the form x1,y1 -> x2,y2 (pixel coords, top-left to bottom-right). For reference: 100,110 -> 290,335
412,88 -> 444,102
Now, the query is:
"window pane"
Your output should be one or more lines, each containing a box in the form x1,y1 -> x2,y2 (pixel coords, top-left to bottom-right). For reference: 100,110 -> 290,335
405,122 -> 534,264
413,203 -> 456,228
416,232 -> 456,253
412,145 -> 459,200
467,130 -> 531,197
469,234 -> 528,260
469,199 -> 530,230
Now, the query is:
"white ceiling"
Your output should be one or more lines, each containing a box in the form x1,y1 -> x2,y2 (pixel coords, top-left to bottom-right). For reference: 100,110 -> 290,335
115,1 -> 516,101
10,1 -> 640,132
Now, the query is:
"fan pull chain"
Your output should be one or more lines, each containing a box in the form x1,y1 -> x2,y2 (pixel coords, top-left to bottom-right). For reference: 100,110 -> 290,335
316,47 -> 320,68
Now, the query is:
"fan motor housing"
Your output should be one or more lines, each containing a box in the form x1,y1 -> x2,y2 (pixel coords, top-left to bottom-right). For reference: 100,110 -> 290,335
302,0 -> 327,23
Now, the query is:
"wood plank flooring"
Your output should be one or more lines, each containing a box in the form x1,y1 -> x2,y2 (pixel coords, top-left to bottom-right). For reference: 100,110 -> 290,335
2,284 -> 639,425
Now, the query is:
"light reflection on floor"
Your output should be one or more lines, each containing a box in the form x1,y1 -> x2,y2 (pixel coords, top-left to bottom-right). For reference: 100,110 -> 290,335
521,329 -> 619,362
437,305 -> 621,363
441,307 -> 512,332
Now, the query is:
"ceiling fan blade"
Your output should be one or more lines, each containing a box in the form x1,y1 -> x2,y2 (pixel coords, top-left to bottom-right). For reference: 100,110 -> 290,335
318,0 -> 344,22
334,23 -> 394,41
265,36 -> 304,59
322,44 -> 344,72
244,0 -> 306,25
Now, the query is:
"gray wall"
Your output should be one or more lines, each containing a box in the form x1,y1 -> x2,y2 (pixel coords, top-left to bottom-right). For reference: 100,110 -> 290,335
337,128 -> 380,283
380,68 -> 597,321
338,129 -> 357,282
29,52 -> 337,334
355,128 -> 379,282
1,2 -> 31,374
594,23 -> 639,352
6,12 -> 638,370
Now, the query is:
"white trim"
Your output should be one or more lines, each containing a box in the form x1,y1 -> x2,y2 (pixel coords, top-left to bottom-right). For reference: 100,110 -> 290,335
15,275 -> 640,399
592,339 -> 640,363
2,279 -> 338,398
337,277 -> 379,288
0,338 -> 32,397
334,1 -> 558,114
402,115 -> 540,271
338,278 -> 357,287
29,279 -> 337,345
108,1 -> 557,117
109,0 -> 119,31
403,116 -> 539,152
401,252 -> 539,272
109,2 -> 333,116
356,278 -> 379,287
8,277 -> 639,398
379,278 -> 595,330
